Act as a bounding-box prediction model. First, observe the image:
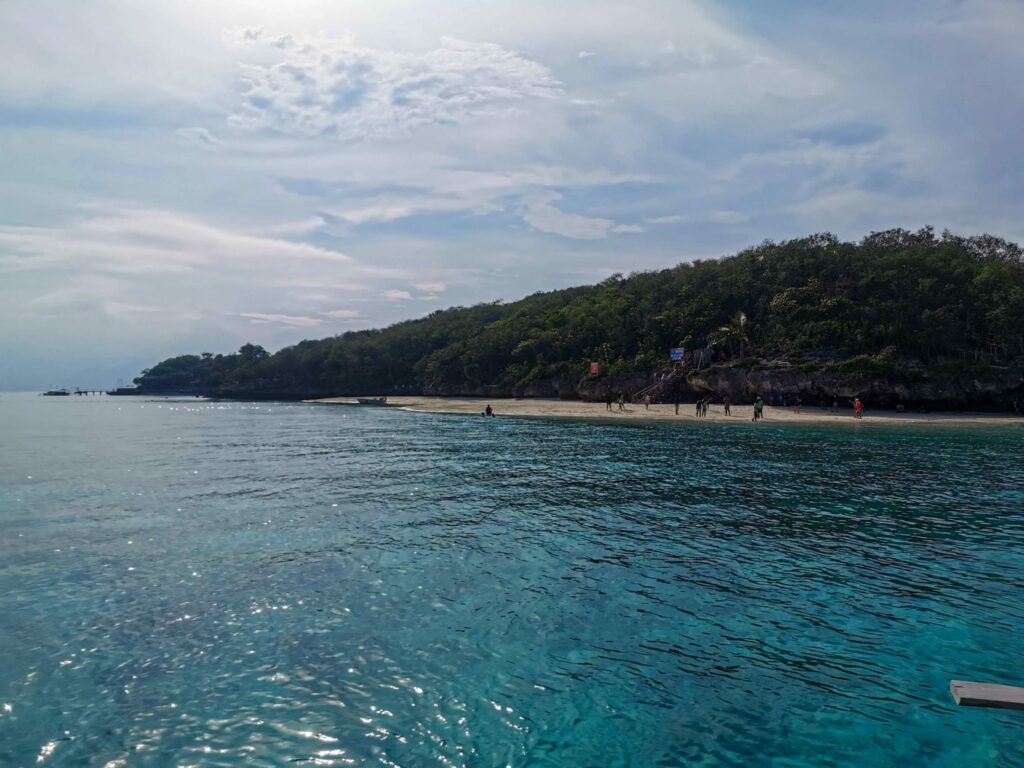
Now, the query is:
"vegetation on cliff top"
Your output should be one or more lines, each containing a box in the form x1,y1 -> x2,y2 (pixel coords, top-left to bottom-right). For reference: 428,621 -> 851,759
135,228 -> 1024,397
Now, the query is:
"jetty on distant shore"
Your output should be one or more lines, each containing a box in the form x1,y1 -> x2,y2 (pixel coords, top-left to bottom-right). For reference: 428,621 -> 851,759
39,386 -> 141,397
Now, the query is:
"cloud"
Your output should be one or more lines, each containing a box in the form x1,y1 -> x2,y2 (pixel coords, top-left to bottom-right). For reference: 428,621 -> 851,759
230,34 -> 562,140
796,122 -> 886,147
382,289 -> 413,300
321,308 -> 362,319
413,281 -> 446,292
299,167 -> 655,236
103,301 -> 162,317
0,205 -> 353,275
520,193 -> 647,240
240,312 -> 323,327
332,197 -> 500,224
174,127 -> 223,149
6,0 -> 1024,386
262,217 -> 330,236
707,210 -> 750,224
522,192 -> 615,239
225,27 -> 265,46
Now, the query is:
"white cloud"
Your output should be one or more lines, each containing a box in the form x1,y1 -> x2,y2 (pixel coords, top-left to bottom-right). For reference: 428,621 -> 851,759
5,0 -> 1024,386
333,197 -> 500,224
174,127 -> 223,149
382,289 -> 413,300
0,205 -> 399,362
321,308 -> 362,319
413,281 -> 446,292
521,195 -> 650,239
230,34 -> 562,140
103,301 -> 162,317
0,205 -> 353,275
522,192 -> 615,239
707,210 -> 750,224
302,166 -> 655,233
241,312 -> 323,327
261,217 -> 331,237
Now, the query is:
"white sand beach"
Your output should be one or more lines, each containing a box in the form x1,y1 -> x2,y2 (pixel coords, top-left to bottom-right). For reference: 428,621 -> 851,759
308,397 -> 1024,427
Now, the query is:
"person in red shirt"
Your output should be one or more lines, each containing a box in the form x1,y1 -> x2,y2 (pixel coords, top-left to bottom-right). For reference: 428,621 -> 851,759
853,398 -> 863,419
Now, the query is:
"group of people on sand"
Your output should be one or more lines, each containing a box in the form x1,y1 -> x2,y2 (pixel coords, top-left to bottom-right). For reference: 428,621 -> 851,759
752,394 -> 861,421
605,392 -> 628,411
603,389 -> 866,419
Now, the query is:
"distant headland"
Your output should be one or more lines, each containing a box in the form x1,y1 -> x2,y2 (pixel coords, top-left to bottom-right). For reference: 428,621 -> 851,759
133,228 -> 1024,412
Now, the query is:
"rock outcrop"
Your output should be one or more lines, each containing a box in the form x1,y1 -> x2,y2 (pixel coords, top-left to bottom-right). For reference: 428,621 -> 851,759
631,361 -> 1024,410
420,361 -> 1024,411
205,360 -> 1023,411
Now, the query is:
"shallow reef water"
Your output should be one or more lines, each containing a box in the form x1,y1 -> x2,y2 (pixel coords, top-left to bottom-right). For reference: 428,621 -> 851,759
1,393 -> 1022,766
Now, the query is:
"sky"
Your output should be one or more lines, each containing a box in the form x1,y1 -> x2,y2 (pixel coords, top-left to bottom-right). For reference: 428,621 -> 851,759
2,0 -> 1023,389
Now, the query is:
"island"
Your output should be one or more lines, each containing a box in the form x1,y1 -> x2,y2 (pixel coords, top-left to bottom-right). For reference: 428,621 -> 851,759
132,228 -> 1024,412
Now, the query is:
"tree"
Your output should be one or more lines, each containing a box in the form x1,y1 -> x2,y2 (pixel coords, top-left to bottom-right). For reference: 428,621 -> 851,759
238,343 -> 269,362
133,229 -> 1024,399
712,311 -> 748,359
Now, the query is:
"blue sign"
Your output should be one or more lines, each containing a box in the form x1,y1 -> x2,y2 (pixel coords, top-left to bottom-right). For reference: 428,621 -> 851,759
669,347 -> 685,361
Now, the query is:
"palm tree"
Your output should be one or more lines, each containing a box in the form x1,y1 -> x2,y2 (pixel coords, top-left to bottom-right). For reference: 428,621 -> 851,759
713,311 -> 748,359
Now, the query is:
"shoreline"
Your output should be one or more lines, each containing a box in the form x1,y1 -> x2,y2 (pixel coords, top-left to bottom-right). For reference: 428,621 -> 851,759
308,396 -> 1024,428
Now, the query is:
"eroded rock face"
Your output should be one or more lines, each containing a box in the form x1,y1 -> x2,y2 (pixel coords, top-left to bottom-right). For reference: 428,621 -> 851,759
364,362 -> 1024,410
686,363 -> 1024,410
576,373 -> 656,402
517,377 -> 580,399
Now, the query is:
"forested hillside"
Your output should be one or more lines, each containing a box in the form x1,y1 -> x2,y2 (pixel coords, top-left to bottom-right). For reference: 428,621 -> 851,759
134,228 -> 1024,407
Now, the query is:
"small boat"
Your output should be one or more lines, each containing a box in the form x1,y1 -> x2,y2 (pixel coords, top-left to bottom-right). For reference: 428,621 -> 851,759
42,388 -> 71,396
356,397 -> 389,406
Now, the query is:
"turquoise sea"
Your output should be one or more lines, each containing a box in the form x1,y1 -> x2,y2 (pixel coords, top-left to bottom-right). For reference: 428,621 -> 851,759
1,392 -> 1022,767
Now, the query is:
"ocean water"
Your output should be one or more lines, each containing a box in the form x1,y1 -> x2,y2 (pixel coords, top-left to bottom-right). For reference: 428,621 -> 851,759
0,393 -> 1022,767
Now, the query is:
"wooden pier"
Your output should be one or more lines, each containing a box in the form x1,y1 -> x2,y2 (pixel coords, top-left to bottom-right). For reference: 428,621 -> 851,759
950,680 -> 1024,710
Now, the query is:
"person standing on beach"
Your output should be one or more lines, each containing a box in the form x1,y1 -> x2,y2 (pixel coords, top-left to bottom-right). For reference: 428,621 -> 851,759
605,392 -> 614,412
617,393 -> 625,411
853,398 -> 863,419
752,396 -> 764,421
794,395 -> 802,414
643,393 -> 651,410
723,396 -> 731,416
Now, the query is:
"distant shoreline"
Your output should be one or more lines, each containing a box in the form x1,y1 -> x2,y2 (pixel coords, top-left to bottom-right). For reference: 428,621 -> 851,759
308,396 -> 1024,428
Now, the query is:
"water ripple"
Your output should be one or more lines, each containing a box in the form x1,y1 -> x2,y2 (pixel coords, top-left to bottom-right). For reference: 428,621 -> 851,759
0,398 -> 1022,766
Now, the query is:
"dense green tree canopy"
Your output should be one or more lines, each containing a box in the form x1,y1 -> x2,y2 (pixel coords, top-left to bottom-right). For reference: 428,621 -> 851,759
135,228 -> 1024,398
